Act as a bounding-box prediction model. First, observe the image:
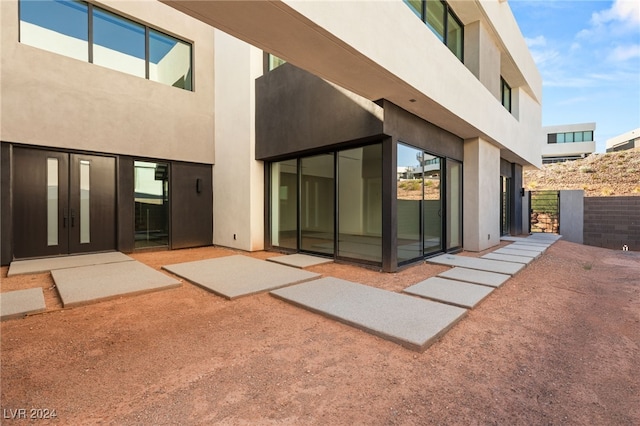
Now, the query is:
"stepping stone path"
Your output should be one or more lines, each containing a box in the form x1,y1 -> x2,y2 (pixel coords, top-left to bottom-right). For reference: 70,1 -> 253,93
271,277 -> 467,352
273,235 -> 558,351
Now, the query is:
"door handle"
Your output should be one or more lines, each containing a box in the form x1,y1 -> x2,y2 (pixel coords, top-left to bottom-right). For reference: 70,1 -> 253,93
70,209 -> 75,227
63,208 -> 68,228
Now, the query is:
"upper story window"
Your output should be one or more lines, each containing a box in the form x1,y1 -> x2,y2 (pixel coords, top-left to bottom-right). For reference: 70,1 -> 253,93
19,0 -> 192,91
548,131 -> 594,144
501,77 -> 511,112
404,0 -> 463,61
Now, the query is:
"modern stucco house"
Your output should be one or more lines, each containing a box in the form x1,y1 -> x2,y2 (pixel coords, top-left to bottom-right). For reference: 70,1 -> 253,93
1,0 -> 542,272
541,123 -> 596,164
606,128 -> 640,152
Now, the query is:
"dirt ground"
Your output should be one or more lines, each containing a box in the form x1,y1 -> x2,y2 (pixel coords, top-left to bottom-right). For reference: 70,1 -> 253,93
1,241 -> 639,425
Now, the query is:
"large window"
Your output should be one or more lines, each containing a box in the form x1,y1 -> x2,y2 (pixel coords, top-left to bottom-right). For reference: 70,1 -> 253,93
404,0 -> 464,61
19,0 -> 88,61
270,143 -> 383,264
92,8 -> 145,78
19,0 -> 192,90
547,131 -> 594,144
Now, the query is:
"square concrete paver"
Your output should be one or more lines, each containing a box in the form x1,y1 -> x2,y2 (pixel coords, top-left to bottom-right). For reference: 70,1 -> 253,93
53,261 -> 180,308
1,288 -> 46,321
163,255 -> 320,300
493,247 -> 540,258
267,254 -> 333,269
529,234 -> 562,242
427,254 -> 524,275
8,252 -> 134,276
404,277 -> 494,309
506,243 -> 546,253
438,267 -> 510,288
500,236 -> 530,242
271,277 -> 467,352
482,253 -> 534,264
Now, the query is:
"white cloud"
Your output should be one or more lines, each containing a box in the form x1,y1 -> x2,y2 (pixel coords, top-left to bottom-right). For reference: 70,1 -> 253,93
591,0 -> 640,26
525,35 -> 547,48
530,48 -> 560,66
608,44 -> 640,61
557,96 -> 589,106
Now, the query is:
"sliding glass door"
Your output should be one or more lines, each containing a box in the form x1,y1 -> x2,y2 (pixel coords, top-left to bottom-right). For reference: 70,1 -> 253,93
300,154 -> 335,255
423,154 -> 442,255
397,143 -> 446,264
269,143 -> 382,263
397,144 -> 423,263
270,159 -> 298,250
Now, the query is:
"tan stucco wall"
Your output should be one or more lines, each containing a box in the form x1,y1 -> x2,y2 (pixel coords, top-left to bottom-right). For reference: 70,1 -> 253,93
212,31 -> 264,251
0,0 -> 215,164
463,137 -> 501,251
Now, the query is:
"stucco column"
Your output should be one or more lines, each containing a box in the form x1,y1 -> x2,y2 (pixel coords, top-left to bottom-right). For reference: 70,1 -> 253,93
213,31 -> 265,251
463,137 -> 501,251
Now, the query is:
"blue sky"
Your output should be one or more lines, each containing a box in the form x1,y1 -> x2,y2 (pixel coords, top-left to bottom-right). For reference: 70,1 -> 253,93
509,0 -> 640,152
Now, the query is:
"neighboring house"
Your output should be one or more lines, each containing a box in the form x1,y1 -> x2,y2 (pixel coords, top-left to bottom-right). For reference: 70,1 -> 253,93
1,0 -> 542,273
606,128 -> 640,152
542,123 -> 596,164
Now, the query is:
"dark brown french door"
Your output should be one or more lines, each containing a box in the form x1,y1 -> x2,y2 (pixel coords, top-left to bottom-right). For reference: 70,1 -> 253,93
13,148 -> 116,259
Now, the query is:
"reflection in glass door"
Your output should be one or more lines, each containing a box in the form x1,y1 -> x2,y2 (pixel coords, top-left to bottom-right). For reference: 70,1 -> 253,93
446,159 -> 462,249
134,161 -> 169,248
300,154 -> 334,255
397,144 -> 423,262
397,144 -> 445,263
423,154 -> 442,255
501,176 -> 511,235
270,159 -> 298,250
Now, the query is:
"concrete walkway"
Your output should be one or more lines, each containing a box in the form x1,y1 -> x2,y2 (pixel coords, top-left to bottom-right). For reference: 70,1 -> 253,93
4,234 -> 559,351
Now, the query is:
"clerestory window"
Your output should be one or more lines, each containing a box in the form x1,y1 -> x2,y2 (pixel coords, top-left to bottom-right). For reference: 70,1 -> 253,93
19,0 -> 193,90
404,0 -> 464,61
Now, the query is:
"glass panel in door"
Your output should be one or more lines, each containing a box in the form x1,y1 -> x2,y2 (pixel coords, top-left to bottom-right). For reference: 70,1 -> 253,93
446,159 -> 462,250
134,161 -> 169,248
501,176 -> 511,235
423,154 -> 442,255
300,154 -> 334,255
270,159 -> 298,250
397,144 -> 423,263
337,144 -> 382,262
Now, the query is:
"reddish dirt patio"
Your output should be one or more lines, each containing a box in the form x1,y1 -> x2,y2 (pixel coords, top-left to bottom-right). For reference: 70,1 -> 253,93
1,241 -> 639,425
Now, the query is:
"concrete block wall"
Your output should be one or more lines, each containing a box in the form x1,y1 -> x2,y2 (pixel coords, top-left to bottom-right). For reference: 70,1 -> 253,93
583,196 -> 640,251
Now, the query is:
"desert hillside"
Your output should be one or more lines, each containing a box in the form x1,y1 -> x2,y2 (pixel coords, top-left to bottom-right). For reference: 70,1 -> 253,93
524,148 -> 640,197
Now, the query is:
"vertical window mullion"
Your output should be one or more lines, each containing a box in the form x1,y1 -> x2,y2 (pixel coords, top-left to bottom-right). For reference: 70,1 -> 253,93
88,3 -> 93,63
442,2 -> 448,45
145,26 -> 150,80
